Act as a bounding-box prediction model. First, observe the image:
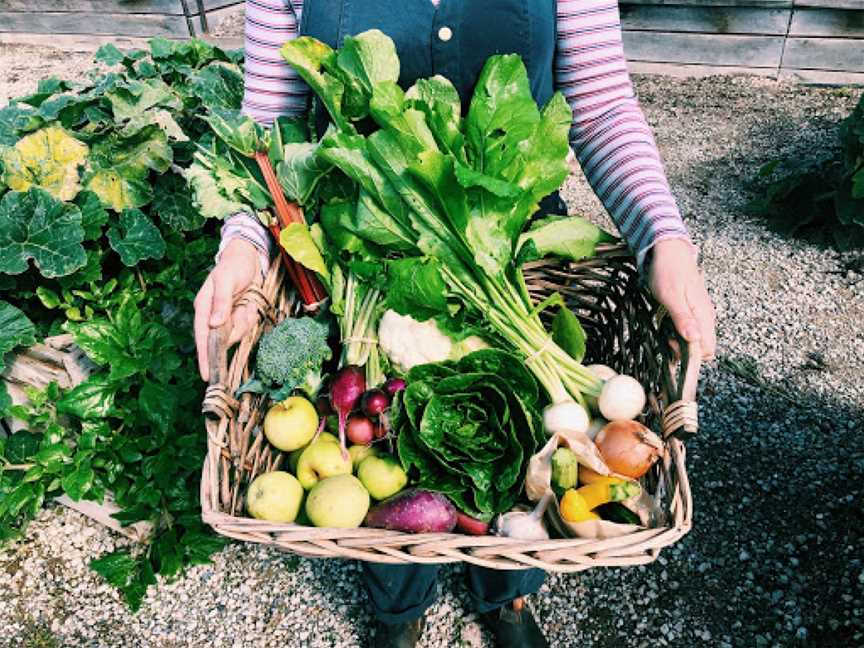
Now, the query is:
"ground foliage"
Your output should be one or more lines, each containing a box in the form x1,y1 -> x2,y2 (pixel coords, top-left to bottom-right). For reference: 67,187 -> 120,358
0,38 -> 244,610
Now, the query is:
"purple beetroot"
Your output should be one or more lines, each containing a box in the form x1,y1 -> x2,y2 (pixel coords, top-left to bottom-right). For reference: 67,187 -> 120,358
364,489 -> 457,533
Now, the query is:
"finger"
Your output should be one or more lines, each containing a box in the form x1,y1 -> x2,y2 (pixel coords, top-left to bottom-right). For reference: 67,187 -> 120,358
663,289 -> 702,345
209,270 -> 235,327
194,278 -> 214,382
228,301 -> 259,346
688,280 -> 717,361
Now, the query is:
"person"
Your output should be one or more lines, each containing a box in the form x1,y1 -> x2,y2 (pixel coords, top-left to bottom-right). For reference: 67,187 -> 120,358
194,1 -> 717,646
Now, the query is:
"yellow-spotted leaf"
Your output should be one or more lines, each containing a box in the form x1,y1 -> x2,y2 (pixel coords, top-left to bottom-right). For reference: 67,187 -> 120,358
279,222 -> 330,281
1,125 -> 88,201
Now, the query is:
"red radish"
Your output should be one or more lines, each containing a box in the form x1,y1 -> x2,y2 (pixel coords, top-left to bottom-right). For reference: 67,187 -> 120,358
315,392 -> 333,417
383,377 -> 406,397
455,511 -> 490,536
361,389 -> 390,417
346,414 -> 375,445
331,365 -> 366,458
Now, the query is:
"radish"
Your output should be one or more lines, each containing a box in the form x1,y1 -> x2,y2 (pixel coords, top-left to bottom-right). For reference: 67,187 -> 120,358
373,419 -> 387,440
346,414 -> 375,445
455,511 -> 490,536
383,377 -> 406,396
330,365 -> 366,458
361,389 -> 390,417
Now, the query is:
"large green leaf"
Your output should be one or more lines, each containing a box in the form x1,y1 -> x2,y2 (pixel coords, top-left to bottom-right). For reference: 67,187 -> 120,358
107,209 -> 167,266
56,374 -> 116,420
106,78 -> 180,122
204,109 -> 266,157
335,30 -> 400,120
280,37 -> 348,130
279,223 -> 329,280
188,63 -> 244,111
275,142 -> 331,206
75,190 -> 109,241
151,173 -> 205,231
518,215 -> 615,262
384,257 -> 449,320
84,126 -> 172,210
0,188 -> 87,278
0,301 -> 37,372
0,104 -> 37,146
1,125 -> 88,201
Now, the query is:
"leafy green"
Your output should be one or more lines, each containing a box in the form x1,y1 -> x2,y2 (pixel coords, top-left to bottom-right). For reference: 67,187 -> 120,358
279,223 -> 329,281
107,209 -> 167,266
0,301 -> 36,371
518,214 -> 615,263
395,350 -> 543,520
1,125 -> 88,201
0,188 -> 87,278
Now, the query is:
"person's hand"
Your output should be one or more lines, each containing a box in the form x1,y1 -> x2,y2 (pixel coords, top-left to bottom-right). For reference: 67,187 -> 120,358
194,238 -> 263,381
647,238 -> 716,361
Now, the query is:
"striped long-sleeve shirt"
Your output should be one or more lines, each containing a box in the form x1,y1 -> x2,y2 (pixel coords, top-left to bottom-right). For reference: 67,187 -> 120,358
219,0 -> 691,271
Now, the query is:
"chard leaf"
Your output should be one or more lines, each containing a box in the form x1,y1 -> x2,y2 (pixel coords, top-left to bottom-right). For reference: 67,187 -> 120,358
518,215 -> 615,262
107,209 -> 167,266
0,188 -> 87,278
1,125 -> 88,201
275,142 -> 331,206
204,109 -> 266,157
279,222 -> 329,280
183,160 -> 249,220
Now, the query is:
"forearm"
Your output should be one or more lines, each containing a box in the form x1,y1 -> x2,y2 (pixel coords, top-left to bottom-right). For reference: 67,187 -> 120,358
555,0 -> 692,268
220,0 -> 311,272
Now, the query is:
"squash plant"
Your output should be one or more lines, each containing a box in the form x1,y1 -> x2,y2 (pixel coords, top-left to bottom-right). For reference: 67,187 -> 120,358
749,92 -> 864,250
0,38 -> 244,610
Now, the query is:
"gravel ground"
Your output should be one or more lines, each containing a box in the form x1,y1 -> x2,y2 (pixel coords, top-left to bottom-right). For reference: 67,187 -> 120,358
1,43 -> 863,648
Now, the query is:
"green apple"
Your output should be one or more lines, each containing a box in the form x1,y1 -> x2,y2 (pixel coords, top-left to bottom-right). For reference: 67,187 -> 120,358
263,396 -> 319,451
348,444 -> 379,471
288,432 -> 340,475
305,474 -> 370,528
357,454 -> 408,500
246,471 -> 303,523
296,439 -> 352,489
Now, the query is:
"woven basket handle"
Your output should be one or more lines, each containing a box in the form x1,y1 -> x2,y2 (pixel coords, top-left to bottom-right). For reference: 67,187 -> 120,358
660,331 -> 701,441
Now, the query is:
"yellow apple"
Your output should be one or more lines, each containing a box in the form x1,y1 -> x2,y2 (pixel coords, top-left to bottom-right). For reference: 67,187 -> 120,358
287,432 -> 339,475
305,474 -> 370,528
357,454 -> 408,500
296,439 -> 352,489
348,444 -> 379,471
246,471 -> 303,523
263,396 -> 319,451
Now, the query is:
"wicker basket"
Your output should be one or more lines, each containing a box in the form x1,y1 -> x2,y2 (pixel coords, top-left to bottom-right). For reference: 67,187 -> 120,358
201,243 -> 700,572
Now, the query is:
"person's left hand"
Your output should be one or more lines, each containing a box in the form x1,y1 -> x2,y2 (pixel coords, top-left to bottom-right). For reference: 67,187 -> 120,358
647,238 -> 716,361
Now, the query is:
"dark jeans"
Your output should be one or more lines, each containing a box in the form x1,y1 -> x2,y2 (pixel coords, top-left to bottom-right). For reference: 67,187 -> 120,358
361,562 -> 546,624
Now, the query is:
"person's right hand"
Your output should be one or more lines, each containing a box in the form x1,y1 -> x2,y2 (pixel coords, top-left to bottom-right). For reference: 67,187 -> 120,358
194,238 -> 263,381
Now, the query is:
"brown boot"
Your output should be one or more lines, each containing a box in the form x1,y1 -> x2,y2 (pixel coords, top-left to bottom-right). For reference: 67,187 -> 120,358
479,597 -> 549,648
371,617 -> 425,648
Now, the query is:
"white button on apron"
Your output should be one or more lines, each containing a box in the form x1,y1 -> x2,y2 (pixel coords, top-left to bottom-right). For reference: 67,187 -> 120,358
438,26 -> 453,42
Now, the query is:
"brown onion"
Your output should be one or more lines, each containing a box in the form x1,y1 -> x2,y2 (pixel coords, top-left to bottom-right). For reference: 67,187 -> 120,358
594,420 -> 663,479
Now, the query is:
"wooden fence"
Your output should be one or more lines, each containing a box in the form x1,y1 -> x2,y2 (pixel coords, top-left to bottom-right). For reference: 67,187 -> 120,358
0,0 -> 243,45
619,0 -> 864,83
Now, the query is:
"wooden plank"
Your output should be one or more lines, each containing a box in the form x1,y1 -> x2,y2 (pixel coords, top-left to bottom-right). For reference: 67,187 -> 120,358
0,0 -> 241,15
622,31 -> 786,67
620,0 -> 793,8
0,0 -> 187,13
779,67 -> 864,84
0,11 -> 191,37
790,7 -> 864,37
628,60 -> 780,78
783,36 -> 864,71
0,32 -> 158,50
794,0 -> 864,9
189,3 -> 244,35
620,6 -> 791,35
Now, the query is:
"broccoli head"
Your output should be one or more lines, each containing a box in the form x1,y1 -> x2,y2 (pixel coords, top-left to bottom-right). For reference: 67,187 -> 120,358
255,316 -> 331,397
